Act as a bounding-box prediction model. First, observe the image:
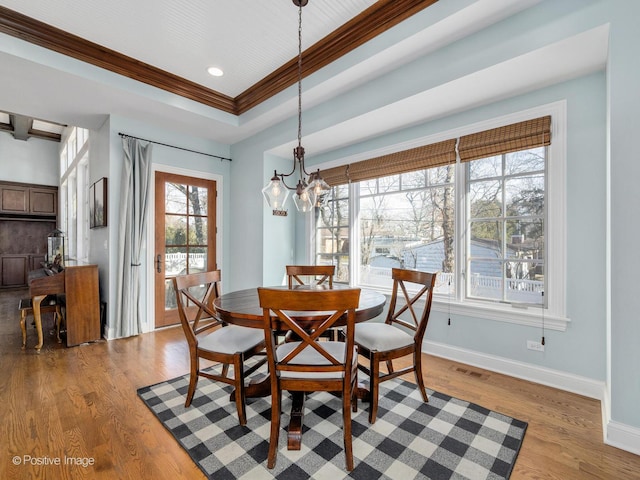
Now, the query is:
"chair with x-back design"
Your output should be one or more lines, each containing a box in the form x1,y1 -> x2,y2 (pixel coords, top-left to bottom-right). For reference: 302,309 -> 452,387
258,286 -> 361,471
286,265 -> 338,340
173,270 -> 266,425
353,268 -> 437,424
286,265 -> 335,288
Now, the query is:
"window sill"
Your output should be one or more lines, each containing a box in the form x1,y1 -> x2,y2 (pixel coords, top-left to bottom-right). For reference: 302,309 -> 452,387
357,283 -> 569,331
432,297 -> 569,331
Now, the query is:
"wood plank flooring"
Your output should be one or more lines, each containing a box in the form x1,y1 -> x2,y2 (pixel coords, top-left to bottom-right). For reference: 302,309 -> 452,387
1,287 -> 638,479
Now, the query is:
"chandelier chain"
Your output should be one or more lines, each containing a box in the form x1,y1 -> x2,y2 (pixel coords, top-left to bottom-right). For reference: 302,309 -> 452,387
297,3 -> 303,153
262,0 -> 331,213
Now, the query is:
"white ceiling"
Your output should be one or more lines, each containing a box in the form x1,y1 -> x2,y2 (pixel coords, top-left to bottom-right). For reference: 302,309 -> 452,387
0,0 -> 609,157
0,0 -> 377,98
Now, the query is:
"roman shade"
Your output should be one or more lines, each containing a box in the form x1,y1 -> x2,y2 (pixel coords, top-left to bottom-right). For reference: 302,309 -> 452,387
320,139 -> 456,187
319,116 -> 550,187
458,115 -> 551,163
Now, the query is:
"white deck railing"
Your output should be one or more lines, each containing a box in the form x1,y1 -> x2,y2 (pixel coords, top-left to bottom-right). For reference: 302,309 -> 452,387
164,252 -> 207,275
359,266 -> 543,303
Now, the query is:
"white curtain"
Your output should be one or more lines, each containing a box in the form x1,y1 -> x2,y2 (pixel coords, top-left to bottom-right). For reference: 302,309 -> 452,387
114,137 -> 152,338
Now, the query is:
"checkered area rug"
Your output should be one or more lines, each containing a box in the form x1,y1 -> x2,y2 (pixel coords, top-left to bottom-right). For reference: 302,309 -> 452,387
137,372 -> 526,480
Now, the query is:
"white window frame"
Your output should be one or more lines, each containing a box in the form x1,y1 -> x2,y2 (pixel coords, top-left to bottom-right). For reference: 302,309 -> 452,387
60,127 -> 90,263
309,101 -> 568,331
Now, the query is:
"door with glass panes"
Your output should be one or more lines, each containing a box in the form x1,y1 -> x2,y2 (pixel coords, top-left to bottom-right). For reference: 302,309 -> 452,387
154,172 -> 216,328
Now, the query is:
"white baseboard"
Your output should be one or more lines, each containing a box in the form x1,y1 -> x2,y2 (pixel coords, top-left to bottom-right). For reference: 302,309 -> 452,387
601,390 -> 640,455
423,339 -> 605,399
605,420 -> 640,456
423,340 -> 640,457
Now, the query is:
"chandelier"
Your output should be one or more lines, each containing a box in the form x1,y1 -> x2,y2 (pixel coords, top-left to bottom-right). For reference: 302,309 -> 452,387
262,0 -> 330,214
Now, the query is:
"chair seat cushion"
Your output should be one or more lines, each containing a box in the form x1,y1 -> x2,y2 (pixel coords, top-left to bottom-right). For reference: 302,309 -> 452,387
198,325 -> 264,354
354,322 -> 414,352
276,341 -> 357,379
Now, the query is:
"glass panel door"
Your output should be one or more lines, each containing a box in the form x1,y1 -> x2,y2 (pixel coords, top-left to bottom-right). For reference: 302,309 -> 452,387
155,172 -> 216,328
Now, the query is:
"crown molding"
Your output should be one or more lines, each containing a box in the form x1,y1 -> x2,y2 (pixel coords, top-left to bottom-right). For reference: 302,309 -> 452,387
0,0 -> 437,116
0,5 -> 237,114
235,0 -> 438,113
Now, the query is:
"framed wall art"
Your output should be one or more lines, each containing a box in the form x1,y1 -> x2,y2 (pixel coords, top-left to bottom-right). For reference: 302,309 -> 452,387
90,177 -> 107,228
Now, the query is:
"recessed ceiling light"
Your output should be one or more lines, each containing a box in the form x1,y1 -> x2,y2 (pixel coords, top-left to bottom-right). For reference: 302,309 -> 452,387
207,66 -> 224,77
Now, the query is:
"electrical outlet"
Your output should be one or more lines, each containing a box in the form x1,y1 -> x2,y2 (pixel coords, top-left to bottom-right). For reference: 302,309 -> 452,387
526,340 -> 545,352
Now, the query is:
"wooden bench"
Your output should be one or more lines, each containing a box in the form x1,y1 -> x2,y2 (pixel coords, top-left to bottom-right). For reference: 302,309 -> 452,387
19,296 -> 63,350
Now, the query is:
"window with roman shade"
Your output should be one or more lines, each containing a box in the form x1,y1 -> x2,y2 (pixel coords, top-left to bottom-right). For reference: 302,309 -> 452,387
313,110 -> 566,330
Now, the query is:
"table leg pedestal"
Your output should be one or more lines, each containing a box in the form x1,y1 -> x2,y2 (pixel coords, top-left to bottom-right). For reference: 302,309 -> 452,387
355,379 -> 371,402
287,392 -> 305,450
231,378 -> 307,450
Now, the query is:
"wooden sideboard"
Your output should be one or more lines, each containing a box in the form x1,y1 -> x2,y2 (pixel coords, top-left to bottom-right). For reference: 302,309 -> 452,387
28,263 -> 101,348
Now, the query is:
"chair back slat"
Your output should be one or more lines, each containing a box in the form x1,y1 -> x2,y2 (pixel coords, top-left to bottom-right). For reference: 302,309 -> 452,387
173,271 -> 223,344
286,265 -> 335,288
258,287 -> 360,375
386,268 -> 437,341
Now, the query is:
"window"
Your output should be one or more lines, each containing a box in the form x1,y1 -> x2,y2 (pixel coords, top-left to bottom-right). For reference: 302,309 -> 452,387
315,184 -> 350,283
356,165 -> 455,295
313,106 -> 566,327
60,127 -> 90,262
467,149 -> 545,304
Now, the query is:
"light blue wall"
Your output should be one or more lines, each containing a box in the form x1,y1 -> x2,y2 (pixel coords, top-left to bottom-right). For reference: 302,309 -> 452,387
227,0 -> 639,435
0,132 -> 59,186
229,115 -> 303,291
261,153 -> 296,287
608,1 -> 640,431
88,118 -> 111,308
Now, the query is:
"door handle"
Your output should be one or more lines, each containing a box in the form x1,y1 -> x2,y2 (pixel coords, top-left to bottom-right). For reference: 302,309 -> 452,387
156,254 -> 162,273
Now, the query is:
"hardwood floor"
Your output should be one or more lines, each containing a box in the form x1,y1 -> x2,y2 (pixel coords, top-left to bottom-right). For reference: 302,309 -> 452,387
1,287 -> 638,479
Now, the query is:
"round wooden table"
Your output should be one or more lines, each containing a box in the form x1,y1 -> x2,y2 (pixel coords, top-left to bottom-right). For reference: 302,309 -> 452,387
213,285 -> 386,450
214,285 -> 386,328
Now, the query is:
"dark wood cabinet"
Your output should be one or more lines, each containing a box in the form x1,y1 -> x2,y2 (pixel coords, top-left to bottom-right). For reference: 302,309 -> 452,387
0,181 -> 57,217
0,219 -> 56,288
29,254 -> 46,271
30,188 -> 58,215
0,185 -> 28,213
0,181 -> 58,288
0,255 -> 28,286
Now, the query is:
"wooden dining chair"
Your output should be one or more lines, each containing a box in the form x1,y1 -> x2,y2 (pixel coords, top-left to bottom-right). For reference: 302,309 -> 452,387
354,268 -> 437,424
286,265 -> 338,340
258,287 -> 361,471
286,265 -> 335,288
173,271 -> 266,425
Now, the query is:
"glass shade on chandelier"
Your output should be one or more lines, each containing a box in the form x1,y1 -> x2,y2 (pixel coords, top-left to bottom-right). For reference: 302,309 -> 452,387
307,170 -> 330,208
293,180 -> 314,212
262,172 -> 290,210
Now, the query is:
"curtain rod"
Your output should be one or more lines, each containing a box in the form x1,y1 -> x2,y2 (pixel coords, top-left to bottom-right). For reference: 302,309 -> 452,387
118,133 -> 232,162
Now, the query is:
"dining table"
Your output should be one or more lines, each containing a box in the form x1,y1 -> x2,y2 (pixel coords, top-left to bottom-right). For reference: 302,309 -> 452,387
213,284 -> 386,450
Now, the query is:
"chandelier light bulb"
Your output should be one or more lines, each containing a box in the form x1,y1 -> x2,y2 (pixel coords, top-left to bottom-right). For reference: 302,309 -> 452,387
262,173 -> 289,210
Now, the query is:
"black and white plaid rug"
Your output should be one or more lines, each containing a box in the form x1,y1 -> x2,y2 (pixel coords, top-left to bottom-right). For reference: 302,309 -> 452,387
138,371 -> 526,480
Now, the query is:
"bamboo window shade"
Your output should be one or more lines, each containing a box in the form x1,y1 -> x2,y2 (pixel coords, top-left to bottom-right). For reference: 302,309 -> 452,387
320,138 -> 457,187
318,116 -> 550,187
458,115 -> 551,163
